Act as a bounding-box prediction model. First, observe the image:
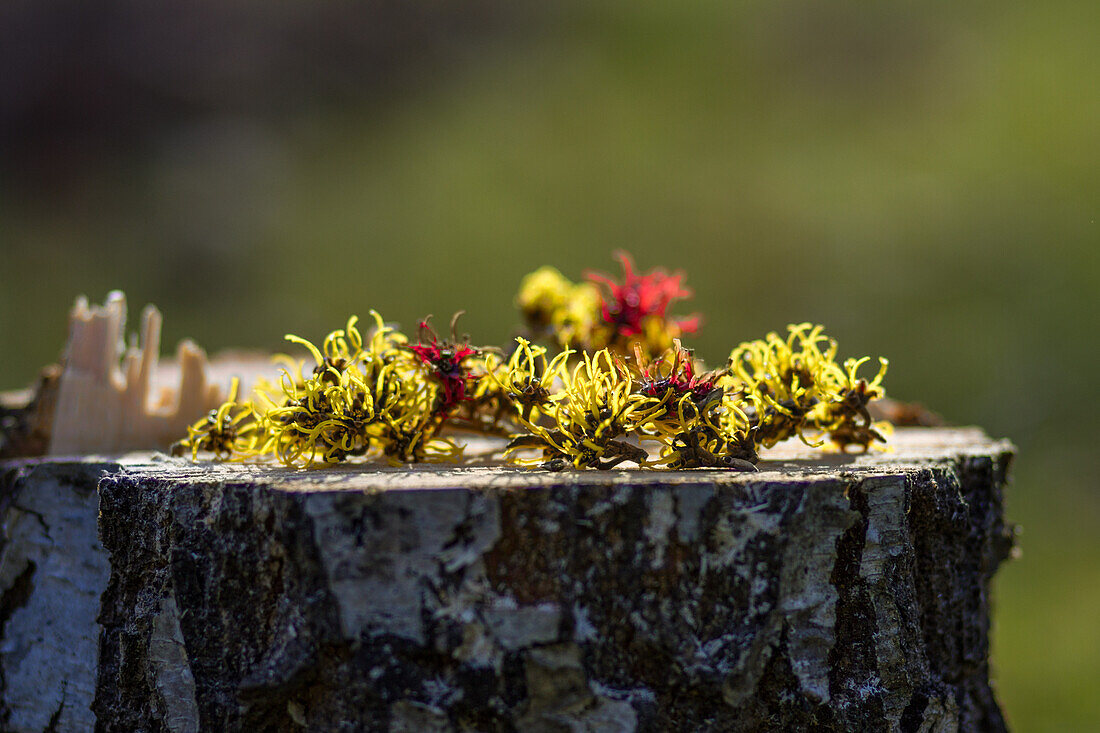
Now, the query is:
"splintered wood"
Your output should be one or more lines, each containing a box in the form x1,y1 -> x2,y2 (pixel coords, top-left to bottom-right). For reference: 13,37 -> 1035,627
0,291 -> 271,456
48,292 -> 222,453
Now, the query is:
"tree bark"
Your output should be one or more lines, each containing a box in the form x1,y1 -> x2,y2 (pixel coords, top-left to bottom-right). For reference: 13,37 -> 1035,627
0,427 -> 1015,732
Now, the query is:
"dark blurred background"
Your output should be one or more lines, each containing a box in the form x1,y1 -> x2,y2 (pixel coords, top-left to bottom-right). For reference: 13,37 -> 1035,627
1,1 -> 1097,727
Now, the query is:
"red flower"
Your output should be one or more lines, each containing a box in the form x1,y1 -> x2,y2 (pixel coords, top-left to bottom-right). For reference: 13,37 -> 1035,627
585,251 -> 699,337
638,346 -> 715,403
409,320 -> 478,414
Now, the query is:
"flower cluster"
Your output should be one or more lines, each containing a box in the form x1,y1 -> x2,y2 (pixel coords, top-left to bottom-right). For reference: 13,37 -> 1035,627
176,254 -> 892,469
723,324 -> 891,452
516,251 -> 699,358
499,342 -> 757,471
174,313 -> 475,466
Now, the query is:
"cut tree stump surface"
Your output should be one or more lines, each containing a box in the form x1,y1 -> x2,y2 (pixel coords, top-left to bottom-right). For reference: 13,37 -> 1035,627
0,427 -> 1015,732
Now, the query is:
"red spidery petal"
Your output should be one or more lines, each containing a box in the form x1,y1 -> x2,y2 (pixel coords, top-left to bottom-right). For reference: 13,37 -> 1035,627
585,251 -> 697,336
409,343 -> 441,364
409,335 -> 478,415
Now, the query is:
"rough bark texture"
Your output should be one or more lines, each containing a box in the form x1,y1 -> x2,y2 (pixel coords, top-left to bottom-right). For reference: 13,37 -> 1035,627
0,461 -> 114,732
0,428 -> 1015,732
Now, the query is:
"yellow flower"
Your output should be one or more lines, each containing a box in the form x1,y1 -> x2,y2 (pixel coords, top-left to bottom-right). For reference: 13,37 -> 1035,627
489,338 -> 573,421
505,348 -> 652,469
171,378 -> 254,460
516,266 -> 574,329
551,282 -> 604,349
809,355 -> 890,451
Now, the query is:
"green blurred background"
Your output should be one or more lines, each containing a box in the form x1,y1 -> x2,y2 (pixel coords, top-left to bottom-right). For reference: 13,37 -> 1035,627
1,1 -> 1097,727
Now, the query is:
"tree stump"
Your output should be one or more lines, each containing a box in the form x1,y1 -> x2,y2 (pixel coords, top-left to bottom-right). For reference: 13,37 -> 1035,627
0,427 -> 1015,732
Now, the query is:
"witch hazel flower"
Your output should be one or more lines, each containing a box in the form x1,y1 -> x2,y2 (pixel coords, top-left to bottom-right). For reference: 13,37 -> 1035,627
585,251 -> 700,339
